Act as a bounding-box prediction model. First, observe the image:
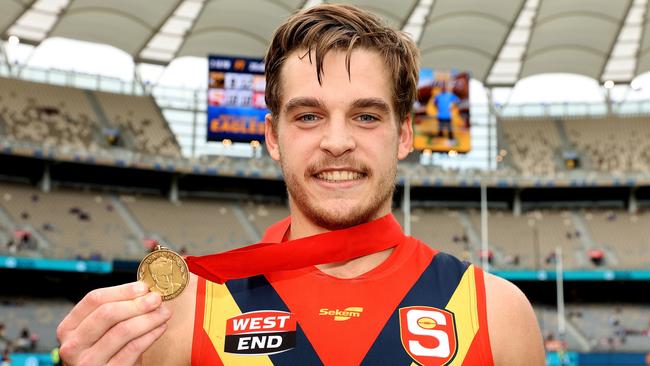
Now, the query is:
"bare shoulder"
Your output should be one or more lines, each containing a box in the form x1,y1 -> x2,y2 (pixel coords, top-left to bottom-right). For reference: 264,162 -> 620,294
142,273 -> 199,366
484,272 -> 545,366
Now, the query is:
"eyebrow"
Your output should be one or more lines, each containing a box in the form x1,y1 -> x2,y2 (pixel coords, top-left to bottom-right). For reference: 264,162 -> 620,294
351,98 -> 391,114
283,97 -> 391,115
283,97 -> 325,115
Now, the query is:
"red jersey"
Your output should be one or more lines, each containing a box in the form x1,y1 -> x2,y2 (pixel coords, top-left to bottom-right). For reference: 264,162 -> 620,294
191,217 -> 493,365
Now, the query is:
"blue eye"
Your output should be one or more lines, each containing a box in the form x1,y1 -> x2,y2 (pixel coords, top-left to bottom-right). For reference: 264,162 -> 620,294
298,114 -> 319,122
357,114 -> 378,122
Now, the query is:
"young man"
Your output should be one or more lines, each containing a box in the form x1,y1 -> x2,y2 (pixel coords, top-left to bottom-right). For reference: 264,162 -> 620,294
57,4 -> 544,365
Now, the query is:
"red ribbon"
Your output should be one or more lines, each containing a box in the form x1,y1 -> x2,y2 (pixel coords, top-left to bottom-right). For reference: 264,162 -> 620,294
185,214 -> 405,284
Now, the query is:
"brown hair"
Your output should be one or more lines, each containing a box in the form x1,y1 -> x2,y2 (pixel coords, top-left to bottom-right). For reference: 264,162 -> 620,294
264,3 -> 420,125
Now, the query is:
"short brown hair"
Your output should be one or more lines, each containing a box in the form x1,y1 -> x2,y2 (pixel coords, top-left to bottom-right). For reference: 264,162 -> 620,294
264,3 -> 420,124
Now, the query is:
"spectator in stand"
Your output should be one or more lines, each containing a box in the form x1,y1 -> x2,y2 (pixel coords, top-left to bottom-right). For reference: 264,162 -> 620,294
13,328 -> 31,352
29,331 -> 39,351
545,251 -> 557,265
1,349 -> 9,366
0,324 -> 7,354
504,254 -> 520,267
5,238 -> 15,254
479,248 -> 494,265
588,249 -> 605,266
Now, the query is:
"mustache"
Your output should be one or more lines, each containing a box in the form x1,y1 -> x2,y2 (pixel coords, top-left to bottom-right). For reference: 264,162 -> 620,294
305,157 -> 371,177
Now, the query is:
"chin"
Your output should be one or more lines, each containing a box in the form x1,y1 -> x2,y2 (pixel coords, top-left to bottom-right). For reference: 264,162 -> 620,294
305,203 -> 379,231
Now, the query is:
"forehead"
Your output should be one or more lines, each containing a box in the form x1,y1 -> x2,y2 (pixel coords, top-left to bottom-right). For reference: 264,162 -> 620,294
278,48 -> 394,113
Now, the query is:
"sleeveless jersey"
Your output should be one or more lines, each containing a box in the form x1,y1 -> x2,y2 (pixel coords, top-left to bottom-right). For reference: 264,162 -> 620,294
191,220 -> 493,366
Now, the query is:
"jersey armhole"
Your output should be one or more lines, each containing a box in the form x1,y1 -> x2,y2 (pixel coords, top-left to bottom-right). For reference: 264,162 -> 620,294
191,276 -> 207,366
475,268 -> 495,365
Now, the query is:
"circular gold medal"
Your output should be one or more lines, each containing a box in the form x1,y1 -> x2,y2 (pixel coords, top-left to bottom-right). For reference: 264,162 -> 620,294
137,246 -> 188,301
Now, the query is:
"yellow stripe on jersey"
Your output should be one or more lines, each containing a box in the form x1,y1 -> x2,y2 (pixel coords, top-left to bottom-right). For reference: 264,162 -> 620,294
445,265 -> 480,366
203,281 -> 274,366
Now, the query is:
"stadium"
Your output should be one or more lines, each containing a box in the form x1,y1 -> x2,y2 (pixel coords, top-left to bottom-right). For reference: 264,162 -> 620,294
0,0 -> 649,365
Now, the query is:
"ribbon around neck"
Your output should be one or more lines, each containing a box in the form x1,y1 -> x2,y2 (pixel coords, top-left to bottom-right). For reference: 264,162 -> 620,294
185,214 -> 405,284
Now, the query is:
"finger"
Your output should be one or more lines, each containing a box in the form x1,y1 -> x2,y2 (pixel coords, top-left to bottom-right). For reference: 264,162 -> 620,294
89,305 -> 171,366
107,322 -> 168,366
58,282 -> 148,337
70,292 -> 163,351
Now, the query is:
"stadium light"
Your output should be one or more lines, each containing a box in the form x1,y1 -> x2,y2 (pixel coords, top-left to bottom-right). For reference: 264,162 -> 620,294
630,79 -> 642,91
603,80 -> 615,89
448,150 -> 458,157
7,35 -> 19,46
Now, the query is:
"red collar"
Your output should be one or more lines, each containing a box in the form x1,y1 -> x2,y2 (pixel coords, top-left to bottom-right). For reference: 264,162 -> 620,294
185,214 -> 405,284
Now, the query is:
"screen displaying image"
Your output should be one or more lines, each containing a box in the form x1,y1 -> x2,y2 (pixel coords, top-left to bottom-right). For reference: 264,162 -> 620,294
413,69 -> 471,153
207,55 -> 268,143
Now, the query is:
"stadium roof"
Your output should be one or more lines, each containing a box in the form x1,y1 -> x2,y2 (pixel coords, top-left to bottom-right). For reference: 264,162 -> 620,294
1,0 -> 648,87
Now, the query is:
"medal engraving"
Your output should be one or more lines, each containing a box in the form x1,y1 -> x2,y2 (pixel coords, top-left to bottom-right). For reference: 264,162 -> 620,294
137,246 -> 188,301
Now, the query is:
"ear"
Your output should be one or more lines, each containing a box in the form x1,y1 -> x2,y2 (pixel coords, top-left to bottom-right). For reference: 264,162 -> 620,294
265,113 -> 281,161
397,114 -> 414,160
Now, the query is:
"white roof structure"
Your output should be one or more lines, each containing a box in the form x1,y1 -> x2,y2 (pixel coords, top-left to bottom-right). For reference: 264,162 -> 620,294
1,0 -> 648,86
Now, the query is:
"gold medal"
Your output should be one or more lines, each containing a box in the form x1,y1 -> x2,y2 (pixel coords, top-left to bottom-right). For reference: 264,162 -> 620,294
137,245 -> 188,301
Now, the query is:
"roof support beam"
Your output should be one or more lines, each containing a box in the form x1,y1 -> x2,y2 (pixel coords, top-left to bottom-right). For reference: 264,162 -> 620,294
0,0 -> 37,39
600,0 -> 636,83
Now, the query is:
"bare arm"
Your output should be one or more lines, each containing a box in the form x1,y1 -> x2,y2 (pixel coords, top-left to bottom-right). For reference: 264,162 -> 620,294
142,273 -> 197,365
485,273 -> 545,366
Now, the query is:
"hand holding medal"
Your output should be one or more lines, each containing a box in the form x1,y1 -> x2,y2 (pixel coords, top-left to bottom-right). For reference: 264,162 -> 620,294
56,247 -> 190,365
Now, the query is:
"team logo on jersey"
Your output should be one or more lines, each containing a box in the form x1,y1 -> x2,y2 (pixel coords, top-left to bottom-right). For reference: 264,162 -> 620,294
399,306 -> 458,366
318,307 -> 364,321
224,310 -> 296,355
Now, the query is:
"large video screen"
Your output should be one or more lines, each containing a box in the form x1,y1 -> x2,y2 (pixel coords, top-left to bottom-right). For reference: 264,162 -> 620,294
207,55 -> 267,143
413,69 -> 470,153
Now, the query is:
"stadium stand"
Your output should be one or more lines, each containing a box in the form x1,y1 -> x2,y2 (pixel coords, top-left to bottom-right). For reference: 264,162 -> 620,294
565,117 -> 650,174
467,209 -> 583,269
581,209 -> 650,269
242,201 -> 289,238
535,306 -> 587,352
94,91 -> 182,158
567,305 -> 650,352
121,195 -> 252,256
0,77 -> 181,159
499,118 -> 562,176
0,297 -> 73,353
0,182 -> 137,260
408,207 -> 472,261
0,77 -> 102,152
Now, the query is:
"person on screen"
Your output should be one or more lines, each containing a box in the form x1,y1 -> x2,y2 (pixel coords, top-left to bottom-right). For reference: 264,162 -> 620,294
435,81 -> 461,141
56,4 -> 544,365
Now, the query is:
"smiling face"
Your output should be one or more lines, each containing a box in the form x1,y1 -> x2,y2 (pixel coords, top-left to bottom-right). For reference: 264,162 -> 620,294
265,48 -> 413,235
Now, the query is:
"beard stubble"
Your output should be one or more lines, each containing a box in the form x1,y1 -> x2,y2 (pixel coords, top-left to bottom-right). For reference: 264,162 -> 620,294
281,152 -> 397,231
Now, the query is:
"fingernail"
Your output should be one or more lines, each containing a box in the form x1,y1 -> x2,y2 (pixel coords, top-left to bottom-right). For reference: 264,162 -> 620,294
134,282 -> 147,294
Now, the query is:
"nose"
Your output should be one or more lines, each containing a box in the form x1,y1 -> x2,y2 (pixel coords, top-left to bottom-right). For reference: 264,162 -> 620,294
319,116 -> 356,157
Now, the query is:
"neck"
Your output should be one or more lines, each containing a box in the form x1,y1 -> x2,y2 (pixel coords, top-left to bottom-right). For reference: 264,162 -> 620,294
315,248 -> 394,278
287,204 -> 394,279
